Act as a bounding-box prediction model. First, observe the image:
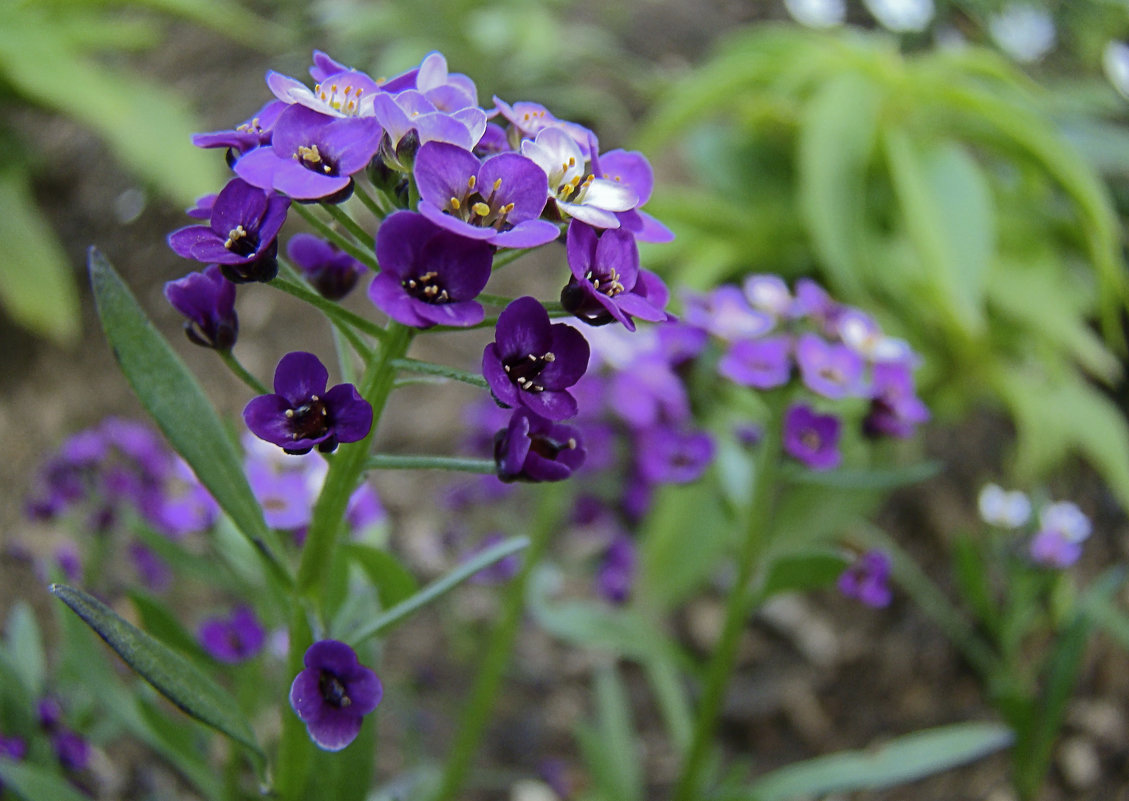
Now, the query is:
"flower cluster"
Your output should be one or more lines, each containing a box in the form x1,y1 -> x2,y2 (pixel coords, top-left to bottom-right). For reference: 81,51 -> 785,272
978,483 -> 1093,568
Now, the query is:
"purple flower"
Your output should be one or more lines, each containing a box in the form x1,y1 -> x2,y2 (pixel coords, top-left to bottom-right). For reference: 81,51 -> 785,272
52,729 -> 91,772
235,104 -> 382,201
141,458 -> 220,539
561,220 -> 667,330
682,285 -> 774,341
192,100 -> 287,160
244,352 -> 373,455
607,354 -> 690,429
369,211 -> 494,328
592,147 -> 674,243
782,403 -> 842,471
267,65 -> 383,118
287,233 -> 365,300
414,141 -> 558,247
596,535 -> 637,604
718,335 -> 792,389
346,482 -> 386,535
635,425 -> 715,484
1029,528 -> 1083,568
482,297 -> 590,420
743,274 -> 793,317
494,409 -> 586,483
863,361 -> 930,439
198,606 -> 266,663
129,542 -> 172,592
521,128 -> 637,227
164,265 -> 238,350
168,178 -> 290,283
493,97 -> 597,156
837,550 -> 892,607
0,734 -> 27,762
371,54 -> 485,152
247,459 -> 314,530
290,639 -> 382,751
795,333 -> 866,399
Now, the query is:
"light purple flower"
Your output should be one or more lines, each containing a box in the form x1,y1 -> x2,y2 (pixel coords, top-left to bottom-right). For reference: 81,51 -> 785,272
607,354 -> 690,429
368,210 -> 494,328
522,127 -> 637,228
494,409 -> 586,483
743,274 -> 793,317
129,542 -> 172,592
243,352 -> 373,455
1029,528 -> 1083,568
267,63 -> 383,118
414,141 -> 558,247
681,285 -> 774,341
167,177 -> 289,283
290,639 -> 382,751
482,297 -> 590,420
492,97 -> 598,156
795,332 -> 866,399
164,265 -> 238,350
287,233 -> 365,300
198,606 -> 266,663
192,100 -> 287,159
561,220 -> 667,331
592,148 -> 673,243
1040,501 -> 1091,543
782,403 -> 842,471
635,425 -> 715,484
235,104 -> 382,200
863,361 -> 929,438
837,550 -> 892,607
718,335 -> 792,389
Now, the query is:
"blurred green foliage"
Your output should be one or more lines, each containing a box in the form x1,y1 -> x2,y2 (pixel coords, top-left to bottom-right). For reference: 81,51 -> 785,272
0,0 -> 287,345
639,24 -> 1129,507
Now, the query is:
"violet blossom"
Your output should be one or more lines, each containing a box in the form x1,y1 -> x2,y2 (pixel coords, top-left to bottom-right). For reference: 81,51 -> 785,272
681,285 -> 773,341
492,97 -> 598,155
482,297 -> 590,420
522,127 -> 637,228
167,177 -> 289,283
494,409 -> 586,483
863,361 -> 930,439
561,220 -> 668,330
592,147 -> 674,243
718,335 -> 792,389
287,233 -> 365,300
782,403 -> 842,471
290,639 -> 382,751
413,141 -> 559,247
369,210 -> 494,328
837,550 -> 893,607
635,424 -> 715,484
243,352 -> 373,455
198,606 -> 266,663
795,332 -> 866,399
164,265 -> 238,350
596,535 -> 637,605
192,99 -> 287,162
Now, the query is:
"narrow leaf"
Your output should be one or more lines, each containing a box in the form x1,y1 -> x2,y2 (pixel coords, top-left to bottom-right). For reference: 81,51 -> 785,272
88,248 -> 289,582
734,722 -> 1013,800
761,551 -> 848,598
49,584 -> 263,759
0,759 -> 93,801
781,461 -> 941,490
345,544 -> 420,609
4,602 -> 45,700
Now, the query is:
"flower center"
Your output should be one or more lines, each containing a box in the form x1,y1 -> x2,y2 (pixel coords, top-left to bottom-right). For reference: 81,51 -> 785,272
224,225 -> 258,256
295,143 -> 336,175
402,271 -> 451,304
556,169 -> 596,203
318,671 -> 352,708
284,394 -> 330,441
314,81 -> 366,116
529,432 -> 578,460
585,268 -> 625,298
800,427 -> 822,452
446,175 -> 515,231
503,351 -> 556,393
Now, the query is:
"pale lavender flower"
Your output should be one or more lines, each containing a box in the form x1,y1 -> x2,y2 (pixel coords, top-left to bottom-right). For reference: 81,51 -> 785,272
782,404 -> 841,471
977,483 -> 1031,529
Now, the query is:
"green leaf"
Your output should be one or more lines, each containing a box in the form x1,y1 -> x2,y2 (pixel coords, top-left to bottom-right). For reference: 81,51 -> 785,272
88,249 -> 289,583
883,132 -> 993,337
0,167 -> 80,344
49,583 -> 263,761
127,590 -> 210,662
3,602 -> 45,700
781,460 -> 941,490
729,722 -> 1013,801
951,536 -> 1001,636
345,544 -> 420,609
0,759 -> 93,801
761,551 -> 848,598
576,665 -> 643,801
798,72 -> 884,299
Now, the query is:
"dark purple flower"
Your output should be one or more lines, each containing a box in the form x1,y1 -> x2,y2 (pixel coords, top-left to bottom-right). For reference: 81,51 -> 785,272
414,141 -> 558,248
0,734 -> 27,762
287,233 -> 365,300
782,404 -> 842,471
635,425 -> 715,484
167,177 -> 289,283
186,193 -> 217,219
863,361 -> 930,439
369,211 -> 493,328
482,297 -> 590,420
38,697 -> 64,730
234,104 -> 382,201
55,544 -> 82,582
243,352 -> 373,455
164,265 -> 238,349
198,606 -> 266,663
837,550 -> 892,607
192,100 -> 287,161
561,220 -> 667,330
52,729 -> 91,772
290,639 -> 382,751
718,335 -> 792,389
596,535 -> 637,604
129,542 -> 172,591
794,333 -> 866,399
494,409 -> 586,483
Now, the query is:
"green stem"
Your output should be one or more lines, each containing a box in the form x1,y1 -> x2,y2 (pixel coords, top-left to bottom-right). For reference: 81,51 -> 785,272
671,414 -> 783,801
270,272 -> 385,341
292,203 -> 377,270
321,201 -> 374,249
492,246 -> 540,271
391,357 -> 488,388
216,349 -> 268,395
365,454 -> 496,473
296,324 -> 414,600
352,182 -> 388,219
431,485 -> 564,801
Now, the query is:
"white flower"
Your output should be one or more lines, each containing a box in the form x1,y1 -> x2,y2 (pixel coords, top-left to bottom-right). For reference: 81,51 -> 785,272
521,128 -> 637,228
784,0 -> 845,29
988,4 -> 1056,63
977,483 -> 1032,528
863,0 -> 934,33
1103,41 -> 1129,100
1040,501 -> 1091,543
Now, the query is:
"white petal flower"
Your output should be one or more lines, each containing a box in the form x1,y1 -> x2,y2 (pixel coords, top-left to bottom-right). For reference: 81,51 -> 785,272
1040,501 -> 1091,543
784,0 -> 845,29
978,483 -> 1032,528
863,0 -> 934,33
1103,41 -> 1129,100
989,4 -> 1055,63
522,128 -> 637,228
